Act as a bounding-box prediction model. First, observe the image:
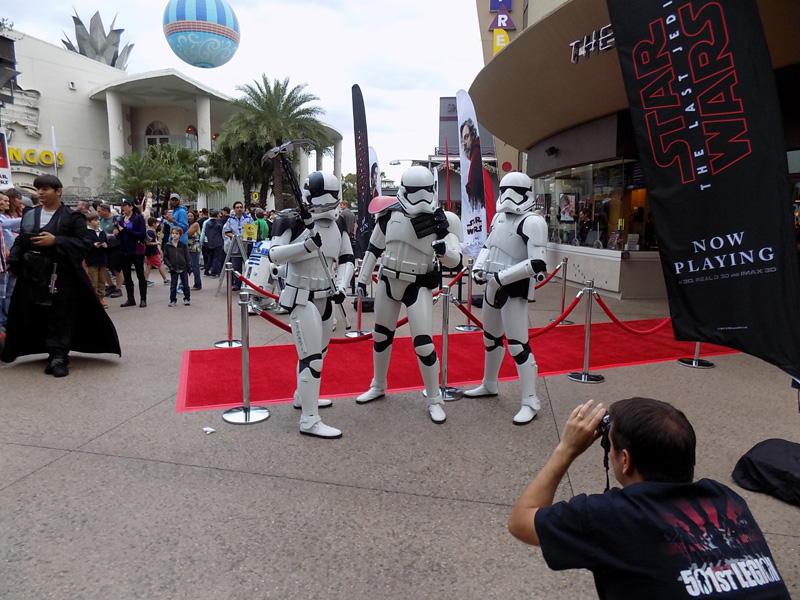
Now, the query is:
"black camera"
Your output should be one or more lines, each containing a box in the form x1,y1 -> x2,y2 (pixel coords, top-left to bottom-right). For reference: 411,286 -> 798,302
598,414 -> 612,452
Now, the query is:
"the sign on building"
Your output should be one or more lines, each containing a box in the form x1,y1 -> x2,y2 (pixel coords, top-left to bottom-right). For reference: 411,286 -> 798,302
0,129 -> 13,189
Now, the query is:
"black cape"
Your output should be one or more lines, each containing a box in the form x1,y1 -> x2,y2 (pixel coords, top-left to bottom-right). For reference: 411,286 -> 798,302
1,204 -> 121,362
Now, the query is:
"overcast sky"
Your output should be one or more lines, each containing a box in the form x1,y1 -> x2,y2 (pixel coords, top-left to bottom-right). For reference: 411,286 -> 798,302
5,1 -> 486,184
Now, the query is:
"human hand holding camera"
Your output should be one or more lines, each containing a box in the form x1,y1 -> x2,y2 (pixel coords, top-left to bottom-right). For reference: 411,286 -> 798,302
557,400 -> 606,461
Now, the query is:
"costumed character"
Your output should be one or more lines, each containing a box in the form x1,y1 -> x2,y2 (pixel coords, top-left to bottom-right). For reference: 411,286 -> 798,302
0,175 -> 121,376
243,239 -> 279,311
268,171 -> 355,439
356,166 -> 463,424
464,172 -> 548,425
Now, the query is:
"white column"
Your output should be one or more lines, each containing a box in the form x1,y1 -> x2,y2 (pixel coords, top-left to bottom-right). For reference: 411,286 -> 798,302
196,95 -> 212,210
298,148 -> 310,184
333,139 -> 342,182
105,90 -> 125,168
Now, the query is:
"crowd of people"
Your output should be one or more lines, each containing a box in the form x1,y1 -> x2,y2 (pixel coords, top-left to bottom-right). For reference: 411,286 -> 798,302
0,180 -> 280,369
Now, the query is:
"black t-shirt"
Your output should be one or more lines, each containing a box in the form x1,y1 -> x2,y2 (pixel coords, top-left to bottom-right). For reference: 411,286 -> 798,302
535,479 -> 790,599
145,230 -> 159,257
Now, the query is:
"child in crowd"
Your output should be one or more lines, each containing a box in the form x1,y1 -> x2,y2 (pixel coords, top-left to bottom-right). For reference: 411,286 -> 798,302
85,211 -> 109,308
144,217 -> 169,286
163,225 -> 191,307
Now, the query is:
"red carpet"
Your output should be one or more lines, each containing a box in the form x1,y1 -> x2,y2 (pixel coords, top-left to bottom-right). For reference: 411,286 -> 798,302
176,319 -> 737,412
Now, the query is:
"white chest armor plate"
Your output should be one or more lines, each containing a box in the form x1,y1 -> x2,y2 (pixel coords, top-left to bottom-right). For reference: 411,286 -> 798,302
483,213 -> 529,274
380,211 -> 437,276
284,220 -> 340,291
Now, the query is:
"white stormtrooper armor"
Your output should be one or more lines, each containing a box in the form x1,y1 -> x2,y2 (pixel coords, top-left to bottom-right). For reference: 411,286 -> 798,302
268,171 -> 355,439
356,166 -> 463,424
465,172 -> 549,425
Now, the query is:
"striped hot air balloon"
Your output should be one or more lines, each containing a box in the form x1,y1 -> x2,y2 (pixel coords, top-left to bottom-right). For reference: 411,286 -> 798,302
162,0 -> 240,68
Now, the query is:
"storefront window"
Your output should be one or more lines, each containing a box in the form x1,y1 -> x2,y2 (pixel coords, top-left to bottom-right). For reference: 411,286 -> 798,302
186,125 -> 198,151
534,158 -> 653,250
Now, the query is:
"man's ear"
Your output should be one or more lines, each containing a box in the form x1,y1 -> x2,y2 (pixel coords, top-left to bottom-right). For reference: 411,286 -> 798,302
620,449 -> 633,475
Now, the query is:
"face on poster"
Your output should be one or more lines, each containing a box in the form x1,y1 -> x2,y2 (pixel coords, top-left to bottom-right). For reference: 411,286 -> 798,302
368,146 -> 381,198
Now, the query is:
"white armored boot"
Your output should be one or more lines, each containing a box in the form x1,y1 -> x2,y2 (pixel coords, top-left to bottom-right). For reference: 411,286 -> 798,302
293,390 -> 332,409
356,347 -> 392,404
464,346 -> 505,398
513,357 -> 541,425
297,369 -> 341,439
420,358 -> 446,424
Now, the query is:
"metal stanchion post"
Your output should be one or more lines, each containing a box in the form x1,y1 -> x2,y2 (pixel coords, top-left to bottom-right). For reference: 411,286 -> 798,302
214,262 -> 242,348
551,257 -> 574,325
222,291 -> 270,424
567,280 -> 604,383
678,342 -> 715,369
346,294 -> 370,338
456,258 -> 480,332
440,285 -> 463,401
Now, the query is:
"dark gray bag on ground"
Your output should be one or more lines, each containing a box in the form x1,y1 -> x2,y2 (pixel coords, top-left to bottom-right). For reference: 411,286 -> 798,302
732,438 -> 800,507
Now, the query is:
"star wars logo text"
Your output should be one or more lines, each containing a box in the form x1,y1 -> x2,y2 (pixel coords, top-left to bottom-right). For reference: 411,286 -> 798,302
465,215 -> 484,236
633,1 -> 751,191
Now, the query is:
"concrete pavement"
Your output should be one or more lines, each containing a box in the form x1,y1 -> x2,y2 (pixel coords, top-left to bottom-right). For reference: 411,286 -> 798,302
1,273 -> 798,599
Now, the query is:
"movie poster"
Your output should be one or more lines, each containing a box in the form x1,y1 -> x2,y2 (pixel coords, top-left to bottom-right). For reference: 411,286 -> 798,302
456,89 -> 488,259
607,0 -> 800,380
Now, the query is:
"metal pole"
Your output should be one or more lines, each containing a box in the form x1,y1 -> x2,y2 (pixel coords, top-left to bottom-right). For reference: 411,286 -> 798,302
214,262 -> 242,348
346,294 -> 370,337
678,342 -> 715,369
567,280 -> 604,383
456,258 -> 480,332
551,257 -> 574,325
223,291 -> 270,424
440,285 -> 462,401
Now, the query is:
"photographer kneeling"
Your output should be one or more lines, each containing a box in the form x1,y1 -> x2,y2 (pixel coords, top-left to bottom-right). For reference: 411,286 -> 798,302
509,397 -> 789,599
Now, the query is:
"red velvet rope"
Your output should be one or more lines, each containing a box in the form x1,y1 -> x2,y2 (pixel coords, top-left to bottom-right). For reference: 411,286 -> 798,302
594,295 -> 672,335
454,301 -> 484,330
529,295 -> 583,338
235,273 -> 280,300
534,265 -> 561,289
255,308 -> 411,344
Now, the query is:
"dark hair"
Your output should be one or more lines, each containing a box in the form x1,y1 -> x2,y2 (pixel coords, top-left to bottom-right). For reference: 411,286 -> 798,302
233,201 -> 243,209
147,217 -> 158,226
222,206 -> 231,213
210,209 -> 219,218
580,207 -> 592,219
33,174 -> 63,190
5,189 -> 21,200
609,397 -> 696,483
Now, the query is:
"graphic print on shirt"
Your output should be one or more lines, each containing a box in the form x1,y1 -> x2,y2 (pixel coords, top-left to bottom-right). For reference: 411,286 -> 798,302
659,495 -> 783,596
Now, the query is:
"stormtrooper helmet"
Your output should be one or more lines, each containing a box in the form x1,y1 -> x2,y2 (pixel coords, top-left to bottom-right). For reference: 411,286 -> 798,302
496,172 -> 535,214
302,171 -> 341,221
397,166 -> 436,216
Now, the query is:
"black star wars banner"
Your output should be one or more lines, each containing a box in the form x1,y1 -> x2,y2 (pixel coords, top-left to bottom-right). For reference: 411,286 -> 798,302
352,84 -> 372,259
607,0 -> 800,381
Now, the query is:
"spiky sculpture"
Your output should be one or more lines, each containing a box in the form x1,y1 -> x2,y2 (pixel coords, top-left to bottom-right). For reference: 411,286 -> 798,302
62,11 -> 133,71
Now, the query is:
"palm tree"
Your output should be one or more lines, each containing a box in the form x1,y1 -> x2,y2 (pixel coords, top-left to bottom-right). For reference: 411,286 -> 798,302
207,140 -> 270,209
110,144 -> 223,209
219,75 -> 332,211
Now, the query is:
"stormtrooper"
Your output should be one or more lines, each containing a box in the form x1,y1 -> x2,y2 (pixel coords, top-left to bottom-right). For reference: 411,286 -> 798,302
268,171 -> 355,439
464,172 -> 548,425
356,166 -> 463,423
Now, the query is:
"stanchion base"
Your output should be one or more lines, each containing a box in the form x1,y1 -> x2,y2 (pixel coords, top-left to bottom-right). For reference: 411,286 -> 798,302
551,318 -> 575,325
214,339 -> 242,348
567,371 -> 605,384
222,406 -> 270,424
455,325 -> 481,332
443,386 -> 463,402
345,330 -> 370,338
677,358 -> 715,369
422,387 -> 464,401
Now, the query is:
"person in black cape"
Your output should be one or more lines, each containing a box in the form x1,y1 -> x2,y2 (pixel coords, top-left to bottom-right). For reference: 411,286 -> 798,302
0,175 -> 120,376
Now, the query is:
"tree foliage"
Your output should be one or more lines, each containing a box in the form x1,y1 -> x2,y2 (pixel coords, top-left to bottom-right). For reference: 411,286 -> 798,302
110,144 -> 223,207
219,75 -> 333,211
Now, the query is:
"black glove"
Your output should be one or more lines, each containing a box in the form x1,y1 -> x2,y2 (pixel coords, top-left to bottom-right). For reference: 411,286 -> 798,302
357,282 -> 368,298
332,286 -> 346,304
431,239 -> 447,257
303,232 -> 322,252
